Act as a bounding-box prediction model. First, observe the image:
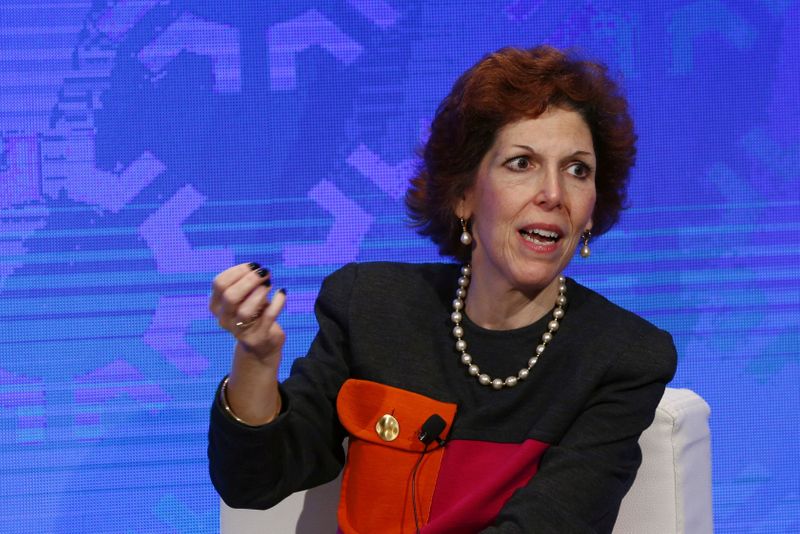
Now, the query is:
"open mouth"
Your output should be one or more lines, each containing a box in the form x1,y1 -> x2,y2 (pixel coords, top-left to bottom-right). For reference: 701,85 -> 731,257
519,227 -> 561,246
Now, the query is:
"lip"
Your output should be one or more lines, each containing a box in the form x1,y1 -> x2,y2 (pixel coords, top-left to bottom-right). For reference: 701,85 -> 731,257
517,223 -> 565,254
518,223 -> 565,236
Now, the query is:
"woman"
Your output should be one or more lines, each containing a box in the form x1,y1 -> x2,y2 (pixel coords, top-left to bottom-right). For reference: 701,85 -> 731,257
208,46 -> 677,533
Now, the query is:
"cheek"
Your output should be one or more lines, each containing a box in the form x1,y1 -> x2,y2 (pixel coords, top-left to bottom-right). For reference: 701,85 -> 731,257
585,194 -> 597,222
571,184 -> 597,224
478,198 -> 518,238
470,187 -> 501,230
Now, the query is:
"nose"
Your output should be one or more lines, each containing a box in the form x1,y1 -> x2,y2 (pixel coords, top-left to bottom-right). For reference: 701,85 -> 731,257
534,166 -> 563,209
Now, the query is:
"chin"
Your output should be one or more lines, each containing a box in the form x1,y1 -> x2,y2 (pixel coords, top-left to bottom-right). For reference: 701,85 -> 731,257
509,268 -> 560,293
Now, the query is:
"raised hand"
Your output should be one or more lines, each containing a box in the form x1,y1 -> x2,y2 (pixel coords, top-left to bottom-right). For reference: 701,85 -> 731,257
210,262 -> 287,424
210,262 -> 287,364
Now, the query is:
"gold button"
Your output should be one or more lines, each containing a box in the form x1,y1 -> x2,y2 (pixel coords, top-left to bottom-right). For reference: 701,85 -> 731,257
375,414 -> 400,442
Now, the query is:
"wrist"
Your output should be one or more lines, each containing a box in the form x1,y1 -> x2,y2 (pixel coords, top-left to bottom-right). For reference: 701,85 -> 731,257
234,340 -> 281,369
220,375 -> 282,426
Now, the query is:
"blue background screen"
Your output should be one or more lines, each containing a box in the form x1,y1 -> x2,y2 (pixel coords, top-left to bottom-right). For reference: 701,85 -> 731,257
1,1 -> 798,532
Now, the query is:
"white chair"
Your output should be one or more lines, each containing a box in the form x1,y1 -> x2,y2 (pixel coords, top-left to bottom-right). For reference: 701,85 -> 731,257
221,470 -> 342,534
613,388 -> 713,533
220,387 -> 712,533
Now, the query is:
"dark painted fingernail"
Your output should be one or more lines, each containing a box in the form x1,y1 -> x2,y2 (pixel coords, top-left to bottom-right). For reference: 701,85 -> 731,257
278,288 -> 286,295
248,262 -> 261,271
256,267 -> 269,277
262,277 -> 272,287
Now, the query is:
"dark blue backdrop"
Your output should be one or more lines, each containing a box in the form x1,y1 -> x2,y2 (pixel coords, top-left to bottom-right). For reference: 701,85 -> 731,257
1,1 -> 798,532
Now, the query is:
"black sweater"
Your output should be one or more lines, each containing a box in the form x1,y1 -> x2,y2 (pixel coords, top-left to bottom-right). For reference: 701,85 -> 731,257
209,262 -> 677,533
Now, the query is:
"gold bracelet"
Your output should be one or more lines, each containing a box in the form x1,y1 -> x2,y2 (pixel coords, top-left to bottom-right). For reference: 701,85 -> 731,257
220,375 -> 280,427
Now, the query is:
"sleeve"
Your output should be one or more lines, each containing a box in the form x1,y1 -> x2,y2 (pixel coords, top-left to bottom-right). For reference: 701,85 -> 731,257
481,328 -> 678,534
208,263 -> 358,509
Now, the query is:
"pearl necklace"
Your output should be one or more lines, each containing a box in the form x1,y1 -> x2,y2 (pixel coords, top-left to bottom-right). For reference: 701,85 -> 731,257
451,265 -> 567,390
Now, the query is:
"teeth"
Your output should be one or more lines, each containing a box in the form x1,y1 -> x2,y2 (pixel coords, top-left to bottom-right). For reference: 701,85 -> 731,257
532,228 -> 559,238
522,233 -> 552,244
521,228 -> 559,239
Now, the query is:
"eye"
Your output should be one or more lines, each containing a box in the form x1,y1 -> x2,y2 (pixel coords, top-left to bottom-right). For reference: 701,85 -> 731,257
566,162 -> 592,179
504,156 -> 531,171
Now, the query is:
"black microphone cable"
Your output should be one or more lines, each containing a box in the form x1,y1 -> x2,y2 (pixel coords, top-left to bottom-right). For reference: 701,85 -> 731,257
411,441 -> 431,534
411,414 -> 447,534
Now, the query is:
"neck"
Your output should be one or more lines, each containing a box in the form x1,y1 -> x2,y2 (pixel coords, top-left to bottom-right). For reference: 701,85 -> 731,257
463,269 -> 561,331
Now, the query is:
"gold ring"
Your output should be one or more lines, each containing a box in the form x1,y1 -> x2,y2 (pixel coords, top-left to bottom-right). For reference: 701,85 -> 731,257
235,314 -> 260,329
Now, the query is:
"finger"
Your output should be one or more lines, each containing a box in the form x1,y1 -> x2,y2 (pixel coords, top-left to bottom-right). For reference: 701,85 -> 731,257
234,285 -> 270,324
210,263 -> 259,314
260,288 -> 287,324
233,289 -> 287,343
213,262 -> 259,290
216,266 -> 272,319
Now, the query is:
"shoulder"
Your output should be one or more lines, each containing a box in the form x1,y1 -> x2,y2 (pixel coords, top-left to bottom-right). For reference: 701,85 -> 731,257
319,262 -> 459,337
567,278 -> 670,344
325,262 -> 459,299
327,261 -> 459,280
565,279 -> 677,379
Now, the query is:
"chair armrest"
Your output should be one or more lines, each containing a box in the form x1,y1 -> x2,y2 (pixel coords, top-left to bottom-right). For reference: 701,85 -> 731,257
613,387 -> 713,534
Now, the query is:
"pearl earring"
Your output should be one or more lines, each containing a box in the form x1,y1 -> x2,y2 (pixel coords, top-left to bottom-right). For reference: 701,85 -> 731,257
580,231 -> 591,258
459,218 -> 472,246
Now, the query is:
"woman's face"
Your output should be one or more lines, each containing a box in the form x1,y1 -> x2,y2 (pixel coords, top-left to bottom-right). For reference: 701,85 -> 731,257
459,107 -> 597,295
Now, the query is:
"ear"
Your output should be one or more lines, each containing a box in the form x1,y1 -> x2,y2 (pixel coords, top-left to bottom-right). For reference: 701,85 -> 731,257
455,190 -> 474,221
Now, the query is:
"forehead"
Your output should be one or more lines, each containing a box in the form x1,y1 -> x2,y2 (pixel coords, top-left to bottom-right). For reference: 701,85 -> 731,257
493,108 -> 594,153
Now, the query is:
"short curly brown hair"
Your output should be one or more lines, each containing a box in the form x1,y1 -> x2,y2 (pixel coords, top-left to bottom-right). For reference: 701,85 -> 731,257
405,45 -> 636,261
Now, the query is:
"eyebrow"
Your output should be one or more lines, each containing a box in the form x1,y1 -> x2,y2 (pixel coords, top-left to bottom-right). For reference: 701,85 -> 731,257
511,145 -> 595,158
